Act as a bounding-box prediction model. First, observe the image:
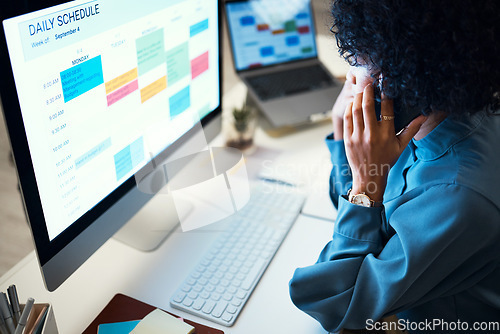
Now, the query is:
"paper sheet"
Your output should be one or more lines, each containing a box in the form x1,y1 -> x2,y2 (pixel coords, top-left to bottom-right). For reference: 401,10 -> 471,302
130,309 -> 194,334
97,320 -> 140,333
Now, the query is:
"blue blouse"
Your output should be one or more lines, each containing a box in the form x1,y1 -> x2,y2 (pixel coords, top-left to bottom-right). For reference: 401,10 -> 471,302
289,111 -> 500,333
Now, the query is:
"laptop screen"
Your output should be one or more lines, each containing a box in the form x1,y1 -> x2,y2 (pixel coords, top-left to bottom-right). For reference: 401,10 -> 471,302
225,0 -> 318,72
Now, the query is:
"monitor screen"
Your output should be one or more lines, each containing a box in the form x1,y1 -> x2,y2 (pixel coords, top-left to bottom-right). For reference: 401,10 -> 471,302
225,0 -> 317,71
0,0 -> 221,290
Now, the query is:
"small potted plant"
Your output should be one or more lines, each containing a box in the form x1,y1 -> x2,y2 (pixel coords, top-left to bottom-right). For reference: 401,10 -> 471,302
224,101 -> 257,152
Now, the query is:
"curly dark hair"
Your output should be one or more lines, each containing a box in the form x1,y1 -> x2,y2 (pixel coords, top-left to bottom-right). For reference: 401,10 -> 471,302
331,0 -> 500,115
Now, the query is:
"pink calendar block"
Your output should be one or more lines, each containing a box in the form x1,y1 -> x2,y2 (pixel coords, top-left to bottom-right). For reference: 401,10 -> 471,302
106,79 -> 138,107
191,51 -> 209,80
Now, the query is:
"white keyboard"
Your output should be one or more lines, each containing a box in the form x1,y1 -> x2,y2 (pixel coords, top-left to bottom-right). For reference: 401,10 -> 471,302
170,185 -> 305,326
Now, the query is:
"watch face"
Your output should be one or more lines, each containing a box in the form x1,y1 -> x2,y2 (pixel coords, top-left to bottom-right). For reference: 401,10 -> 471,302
352,194 -> 371,207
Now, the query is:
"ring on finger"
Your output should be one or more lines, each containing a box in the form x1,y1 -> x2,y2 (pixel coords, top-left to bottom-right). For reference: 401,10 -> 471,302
381,115 -> 395,121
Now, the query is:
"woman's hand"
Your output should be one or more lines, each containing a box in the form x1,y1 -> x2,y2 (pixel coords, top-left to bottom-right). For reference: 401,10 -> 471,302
343,84 -> 427,201
331,76 -> 354,140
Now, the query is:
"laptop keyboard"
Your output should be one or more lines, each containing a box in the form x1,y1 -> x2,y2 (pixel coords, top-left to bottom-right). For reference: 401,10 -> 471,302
247,64 -> 335,101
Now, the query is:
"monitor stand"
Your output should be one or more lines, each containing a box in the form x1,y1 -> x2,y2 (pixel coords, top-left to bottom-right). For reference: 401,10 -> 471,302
113,193 -> 192,252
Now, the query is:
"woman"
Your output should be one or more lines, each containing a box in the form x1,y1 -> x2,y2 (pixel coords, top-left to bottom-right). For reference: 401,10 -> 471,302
289,0 -> 500,333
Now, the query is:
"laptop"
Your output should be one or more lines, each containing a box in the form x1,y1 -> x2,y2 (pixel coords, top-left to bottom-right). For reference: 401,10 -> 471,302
224,0 -> 342,128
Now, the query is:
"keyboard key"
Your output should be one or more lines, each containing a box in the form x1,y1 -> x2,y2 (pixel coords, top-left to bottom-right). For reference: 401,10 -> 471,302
193,299 -> 205,311
193,284 -> 203,292
236,290 -> 247,300
210,293 -> 221,301
222,293 -> 233,301
241,258 -> 266,290
231,279 -> 242,287
191,271 -> 201,279
173,292 -> 186,303
226,304 -> 238,314
221,313 -> 233,323
212,301 -> 228,318
183,298 -> 194,307
261,251 -> 273,259
202,300 -> 216,314
231,297 -> 243,307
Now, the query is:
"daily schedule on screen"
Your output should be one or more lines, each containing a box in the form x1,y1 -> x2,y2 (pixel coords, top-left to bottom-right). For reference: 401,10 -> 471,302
3,0 -> 220,240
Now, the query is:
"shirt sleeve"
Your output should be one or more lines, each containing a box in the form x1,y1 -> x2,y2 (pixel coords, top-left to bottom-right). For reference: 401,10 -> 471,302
289,183 -> 500,333
325,134 -> 352,209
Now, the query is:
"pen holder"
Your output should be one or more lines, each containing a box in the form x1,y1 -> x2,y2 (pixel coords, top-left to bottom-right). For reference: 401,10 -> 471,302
19,303 -> 58,334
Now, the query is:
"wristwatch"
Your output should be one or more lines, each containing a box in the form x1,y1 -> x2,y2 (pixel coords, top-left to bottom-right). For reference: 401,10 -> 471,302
347,189 -> 382,207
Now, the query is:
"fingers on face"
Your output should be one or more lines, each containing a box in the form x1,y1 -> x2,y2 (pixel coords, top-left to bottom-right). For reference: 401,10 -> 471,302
346,70 -> 356,85
352,92 -> 364,133
380,92 -> 395,116
380,92 -> 395,132
343,102 -> 353,137
344,87 -> 398,140
397,115 -> 427,147
362,85 -> 377,130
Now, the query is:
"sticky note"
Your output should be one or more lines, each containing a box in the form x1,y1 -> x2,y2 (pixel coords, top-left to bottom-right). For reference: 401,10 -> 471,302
130,309 -> 194,334
98,320 -> 140,333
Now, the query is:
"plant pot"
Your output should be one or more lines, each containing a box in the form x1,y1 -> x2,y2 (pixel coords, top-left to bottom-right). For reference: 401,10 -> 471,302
223,107 -> 257,153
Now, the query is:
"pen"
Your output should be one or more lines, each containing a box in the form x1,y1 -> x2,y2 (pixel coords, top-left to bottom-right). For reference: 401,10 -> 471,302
0,293 -> 15,334
259,176 -> 296,187
14,298 -> 34,334
7,286 -> 20,325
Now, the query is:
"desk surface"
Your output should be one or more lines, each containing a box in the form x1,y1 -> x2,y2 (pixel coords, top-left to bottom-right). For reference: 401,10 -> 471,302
0,215 -> 333,333
0,115 -> 338,333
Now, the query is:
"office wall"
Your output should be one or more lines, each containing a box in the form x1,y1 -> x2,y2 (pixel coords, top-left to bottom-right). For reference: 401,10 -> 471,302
0,102 -> 33,276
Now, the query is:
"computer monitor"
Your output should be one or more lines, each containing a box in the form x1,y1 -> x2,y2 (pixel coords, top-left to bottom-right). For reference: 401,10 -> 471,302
0,0 -> 222,291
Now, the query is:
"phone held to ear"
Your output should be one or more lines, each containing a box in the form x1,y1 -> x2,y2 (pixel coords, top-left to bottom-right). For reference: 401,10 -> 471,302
373,84 -> 422,134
